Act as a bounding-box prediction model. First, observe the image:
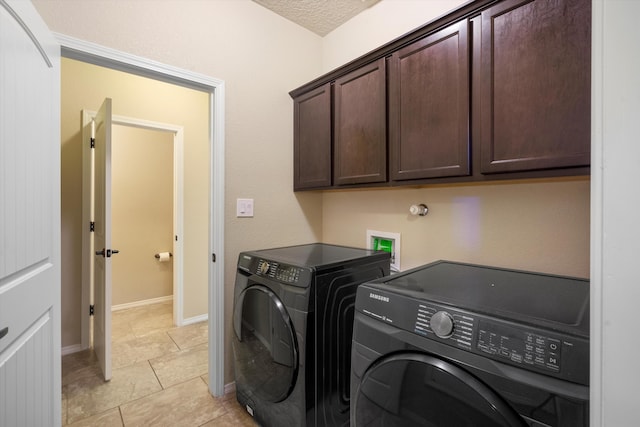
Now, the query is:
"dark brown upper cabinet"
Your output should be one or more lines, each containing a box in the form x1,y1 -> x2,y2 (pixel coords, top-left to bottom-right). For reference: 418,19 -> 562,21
479,0 -> 591,174
389,20 -> 470,181
289,0 -> 591,191
333,58 -> 387,186
293,83 -> 332,190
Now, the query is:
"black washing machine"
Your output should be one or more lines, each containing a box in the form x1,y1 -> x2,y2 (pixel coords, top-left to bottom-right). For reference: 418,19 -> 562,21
232,243 -> 390,426
351,260 -> 589,427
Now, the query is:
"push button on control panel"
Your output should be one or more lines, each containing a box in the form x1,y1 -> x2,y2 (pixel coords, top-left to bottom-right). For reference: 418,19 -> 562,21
525,333 -> 561,372
275,266 -> 302,284
545,339 -> 561,369
477,320 -> 563,375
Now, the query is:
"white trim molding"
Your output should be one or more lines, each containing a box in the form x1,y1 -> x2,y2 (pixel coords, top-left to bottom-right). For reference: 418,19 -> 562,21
61,344 -> 85,356
591,1 -> 640,424
590,0 -> 603,424
57,33 -> 226,397
111,295 -> 174,312
182,313 -> 208,326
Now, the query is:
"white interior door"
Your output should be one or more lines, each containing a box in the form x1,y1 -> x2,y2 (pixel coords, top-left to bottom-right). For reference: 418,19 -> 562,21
0,0 -> 61,425
93,98 -> 113,381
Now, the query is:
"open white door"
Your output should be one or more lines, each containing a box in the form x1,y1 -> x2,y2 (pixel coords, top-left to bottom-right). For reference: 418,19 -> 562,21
93,98 -> 114,381
0,0 -> 61,425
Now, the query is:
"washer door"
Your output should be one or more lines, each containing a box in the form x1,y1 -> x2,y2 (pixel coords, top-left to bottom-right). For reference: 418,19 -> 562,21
353,353 -> 526,427
233,284 -> 299,403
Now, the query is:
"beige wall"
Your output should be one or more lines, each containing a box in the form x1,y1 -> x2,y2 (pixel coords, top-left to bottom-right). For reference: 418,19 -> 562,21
321,0 -> 590,279
34,0 -> 324,383
59,57 -> 209,346
36,0 -> 590,386
323,0 -> 468,72
111,125 -> 174,306
322,178 -> 589,278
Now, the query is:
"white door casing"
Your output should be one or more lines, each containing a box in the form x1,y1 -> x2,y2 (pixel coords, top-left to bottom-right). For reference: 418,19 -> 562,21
81,112 -> 185,345
57,34 -> 226,397
93,98 -> 113,381
0,0 -> 61,425
80,110 -> 94,351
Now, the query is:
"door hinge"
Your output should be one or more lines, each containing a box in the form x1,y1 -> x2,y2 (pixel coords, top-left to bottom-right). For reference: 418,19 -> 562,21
89,221 -> 95,232
89,305 -> 95,316
90,137 -> 95,148
212,253 -> 216,262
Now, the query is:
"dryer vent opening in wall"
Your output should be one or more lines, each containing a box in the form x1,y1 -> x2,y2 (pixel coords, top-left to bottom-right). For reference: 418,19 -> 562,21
367,230 -> 401,272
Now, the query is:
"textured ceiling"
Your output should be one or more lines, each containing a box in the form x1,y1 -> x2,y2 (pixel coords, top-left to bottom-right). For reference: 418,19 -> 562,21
252,0 -> 381,36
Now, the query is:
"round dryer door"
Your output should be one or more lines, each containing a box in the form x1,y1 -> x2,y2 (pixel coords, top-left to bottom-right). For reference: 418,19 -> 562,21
353,353 -> 526,427
233,284 -> 299,403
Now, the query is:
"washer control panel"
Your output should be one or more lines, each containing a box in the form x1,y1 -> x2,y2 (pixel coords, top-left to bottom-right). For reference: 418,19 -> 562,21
477,320 -> 561,372
357,285 -> 589,384
415,304 -> 567,375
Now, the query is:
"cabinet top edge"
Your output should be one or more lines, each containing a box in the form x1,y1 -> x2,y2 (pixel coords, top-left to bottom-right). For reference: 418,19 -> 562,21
288,0 -> 497,99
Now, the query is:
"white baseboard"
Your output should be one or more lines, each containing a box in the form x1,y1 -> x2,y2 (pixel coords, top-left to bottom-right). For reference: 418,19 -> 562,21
224,382 -> 236,396
112,295 -> 173,311
66,296 -> 207,358
61,344 -> 86,356
182,313 -> 208,326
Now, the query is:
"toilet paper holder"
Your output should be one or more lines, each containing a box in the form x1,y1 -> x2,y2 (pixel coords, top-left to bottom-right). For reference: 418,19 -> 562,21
155,252 -> 173,259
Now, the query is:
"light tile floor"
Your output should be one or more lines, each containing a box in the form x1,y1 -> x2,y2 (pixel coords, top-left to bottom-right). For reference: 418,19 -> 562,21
61,301 -> 257,426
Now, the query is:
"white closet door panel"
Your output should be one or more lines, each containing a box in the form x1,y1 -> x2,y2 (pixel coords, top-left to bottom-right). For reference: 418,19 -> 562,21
93,98 -> 113,381
0,0 -> 61,425
0,310 -> 53,427
0,3 -> 53,277
0,262 -> 54,354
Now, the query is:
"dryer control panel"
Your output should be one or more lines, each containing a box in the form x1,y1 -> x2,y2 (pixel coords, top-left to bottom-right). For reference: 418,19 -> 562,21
357,285 -> 589,385
238,254 -> 312,287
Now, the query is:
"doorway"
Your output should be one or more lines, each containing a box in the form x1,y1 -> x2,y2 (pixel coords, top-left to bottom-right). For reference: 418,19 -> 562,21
82,112 -> 186,333
81,104 -> 186,381
59,34 -> 226,396
111,125 -> 176,311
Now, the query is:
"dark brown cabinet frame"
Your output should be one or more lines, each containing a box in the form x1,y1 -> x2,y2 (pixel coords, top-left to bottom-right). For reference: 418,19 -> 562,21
334,59 -> 387,186
389,19 -> 470,181
290,0 -> 590,191
293,83 -> 332,190
479,0 -> 591,174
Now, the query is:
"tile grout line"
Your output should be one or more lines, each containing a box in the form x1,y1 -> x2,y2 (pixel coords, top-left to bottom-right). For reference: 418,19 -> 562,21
147,359 -> 166,390
118,405 -> 125,426
166,329 -> 182,351
63,302 -> 256,426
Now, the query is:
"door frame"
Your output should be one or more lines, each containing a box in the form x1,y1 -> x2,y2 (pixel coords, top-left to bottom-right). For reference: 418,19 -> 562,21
81,113 -> 186,339
60,33 -> 226,397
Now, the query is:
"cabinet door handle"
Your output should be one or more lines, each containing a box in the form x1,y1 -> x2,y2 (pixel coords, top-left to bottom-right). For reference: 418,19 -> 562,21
0,327 -> 8,340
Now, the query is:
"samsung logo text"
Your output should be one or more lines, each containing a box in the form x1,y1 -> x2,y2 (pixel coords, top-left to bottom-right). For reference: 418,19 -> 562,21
369,293 -> 389,303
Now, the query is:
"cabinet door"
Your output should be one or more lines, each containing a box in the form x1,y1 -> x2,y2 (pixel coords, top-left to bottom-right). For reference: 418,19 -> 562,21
293,83 -> 332,190
334,59 -> 387,186
389,20 -> 470,181
480,0 -> 591,173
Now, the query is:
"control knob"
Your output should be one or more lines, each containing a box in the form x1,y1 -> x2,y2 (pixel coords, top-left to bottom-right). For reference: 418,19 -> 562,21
431,311 -> 454,338
259,261 -> 270,275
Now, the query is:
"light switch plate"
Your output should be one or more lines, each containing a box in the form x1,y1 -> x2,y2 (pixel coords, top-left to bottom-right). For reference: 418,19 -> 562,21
236,198 -> 254,217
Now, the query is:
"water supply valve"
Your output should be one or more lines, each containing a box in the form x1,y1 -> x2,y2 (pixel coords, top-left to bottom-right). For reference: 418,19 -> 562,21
409,204 -> 429,216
